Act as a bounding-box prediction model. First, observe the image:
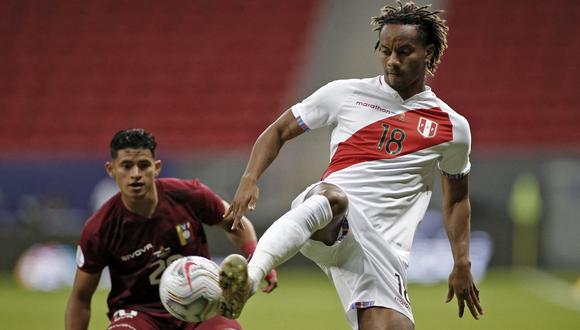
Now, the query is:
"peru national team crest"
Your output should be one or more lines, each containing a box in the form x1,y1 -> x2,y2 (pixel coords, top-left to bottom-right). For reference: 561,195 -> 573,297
176,222 -> 192,246
417,117 -> 438,138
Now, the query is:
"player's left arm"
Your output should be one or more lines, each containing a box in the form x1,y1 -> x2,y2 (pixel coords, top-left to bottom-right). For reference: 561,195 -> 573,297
441,174 -> 483,319
217,200 -> 278,293
65,269 -> 101,330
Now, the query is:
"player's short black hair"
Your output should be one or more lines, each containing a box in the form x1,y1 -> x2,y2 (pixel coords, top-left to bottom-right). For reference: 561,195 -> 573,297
371,1 -> 449,75
110,128 -> 157,159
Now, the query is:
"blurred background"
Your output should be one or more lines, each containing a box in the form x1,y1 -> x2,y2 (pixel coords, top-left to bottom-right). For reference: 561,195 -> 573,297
0,0 -> 579,329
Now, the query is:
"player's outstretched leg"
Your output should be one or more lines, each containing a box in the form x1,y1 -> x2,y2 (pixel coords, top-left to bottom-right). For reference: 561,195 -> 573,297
246,185 -> 346,280
219,254 -> 253,319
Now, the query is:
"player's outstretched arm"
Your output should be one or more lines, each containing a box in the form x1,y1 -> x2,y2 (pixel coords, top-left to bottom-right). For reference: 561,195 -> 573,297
440,174 -> 484,320
65,269 -> 101,330
219,200 -> 278,292
224,109 -> 305,230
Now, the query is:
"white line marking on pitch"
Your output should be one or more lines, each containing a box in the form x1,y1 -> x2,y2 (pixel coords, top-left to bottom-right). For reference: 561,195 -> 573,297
516,267 -> 580,313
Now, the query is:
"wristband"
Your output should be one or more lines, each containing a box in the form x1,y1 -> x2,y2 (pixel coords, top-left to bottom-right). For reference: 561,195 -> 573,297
241,240 -> 257,259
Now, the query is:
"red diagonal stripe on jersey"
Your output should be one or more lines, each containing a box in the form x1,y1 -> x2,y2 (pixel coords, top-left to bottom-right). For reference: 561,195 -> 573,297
322,108 -> 453,179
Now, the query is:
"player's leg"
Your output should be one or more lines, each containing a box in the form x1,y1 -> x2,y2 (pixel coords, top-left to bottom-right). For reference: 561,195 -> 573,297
247,182 -> 347,283
250,182 -> 347,282
357,307 -> 415,330
219,254 -> 251,319
304,182 -> 349,245
219,182 -> 348,319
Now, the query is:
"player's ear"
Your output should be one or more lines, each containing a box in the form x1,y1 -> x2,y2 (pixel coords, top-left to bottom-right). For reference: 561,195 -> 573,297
425,44 -> 435,63
154,160 -> 162,177
105,161 -> 114,178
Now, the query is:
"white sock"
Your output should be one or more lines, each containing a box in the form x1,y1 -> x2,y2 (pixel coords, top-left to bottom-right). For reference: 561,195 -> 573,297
247,194 -> 333,293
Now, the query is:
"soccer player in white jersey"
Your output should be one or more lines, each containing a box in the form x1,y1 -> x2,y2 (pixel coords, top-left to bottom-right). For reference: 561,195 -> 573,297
219,2 -> 483,329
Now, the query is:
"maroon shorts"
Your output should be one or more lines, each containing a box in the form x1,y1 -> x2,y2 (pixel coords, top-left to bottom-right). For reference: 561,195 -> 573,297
108,309 -> 242,330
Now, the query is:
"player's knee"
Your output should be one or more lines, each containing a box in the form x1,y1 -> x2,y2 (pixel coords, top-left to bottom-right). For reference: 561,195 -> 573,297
325,189 -> 348,220
327,189 -> 348,220
306,183 -> 348,220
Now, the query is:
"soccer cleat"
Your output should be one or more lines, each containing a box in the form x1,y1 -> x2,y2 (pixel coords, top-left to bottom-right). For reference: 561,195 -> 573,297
219,254 -> 252,319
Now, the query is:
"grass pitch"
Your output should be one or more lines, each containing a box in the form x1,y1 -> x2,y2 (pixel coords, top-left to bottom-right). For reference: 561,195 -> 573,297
1,268 -> 578,329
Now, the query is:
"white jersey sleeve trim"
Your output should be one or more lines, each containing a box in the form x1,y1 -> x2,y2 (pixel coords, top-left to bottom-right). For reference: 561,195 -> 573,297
291,107 -> 311,131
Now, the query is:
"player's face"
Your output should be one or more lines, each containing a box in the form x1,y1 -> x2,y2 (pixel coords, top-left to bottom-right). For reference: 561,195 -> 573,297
106,148 -> 161,201
378,24 -> 434,99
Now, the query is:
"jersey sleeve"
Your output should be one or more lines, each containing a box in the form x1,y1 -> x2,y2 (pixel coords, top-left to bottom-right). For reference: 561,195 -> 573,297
77,220 -> 107,273
438,115 -> 472,178
188,179 -> 225,226
291,80 -> 349,130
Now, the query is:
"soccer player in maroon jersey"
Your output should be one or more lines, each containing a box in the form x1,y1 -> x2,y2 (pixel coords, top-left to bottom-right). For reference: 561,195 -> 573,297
65,128 -> 277,330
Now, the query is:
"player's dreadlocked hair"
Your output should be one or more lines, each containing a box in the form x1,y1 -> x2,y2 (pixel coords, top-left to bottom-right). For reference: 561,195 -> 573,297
110,128 -> 157,159
371,1 -> 448,75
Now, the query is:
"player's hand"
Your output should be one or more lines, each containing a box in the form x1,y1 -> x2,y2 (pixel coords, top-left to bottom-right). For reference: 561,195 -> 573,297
262,269 -> 278,293
224,175 -> 259,230
445,262 -> 484,320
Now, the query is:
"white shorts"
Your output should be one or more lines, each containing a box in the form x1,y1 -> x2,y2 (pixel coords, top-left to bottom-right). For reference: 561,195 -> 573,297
292,183 -> 414,329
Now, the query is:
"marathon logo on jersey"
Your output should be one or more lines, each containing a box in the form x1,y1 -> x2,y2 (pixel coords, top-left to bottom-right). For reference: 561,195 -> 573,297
355,101 -> 396,116
417,117 -> 438,138
121,243 -> 153,261
176,222 -> 192,246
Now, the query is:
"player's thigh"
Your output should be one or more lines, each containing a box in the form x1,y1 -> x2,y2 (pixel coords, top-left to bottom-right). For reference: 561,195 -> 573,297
108,309 -> 160,330
304,181 -> 348,218
357,306 -> 414,330
302,182 -> 348,245
188,315 -> 242,330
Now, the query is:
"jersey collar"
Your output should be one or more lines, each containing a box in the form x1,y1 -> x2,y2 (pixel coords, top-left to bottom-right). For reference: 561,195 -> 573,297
378,75 -> 434,103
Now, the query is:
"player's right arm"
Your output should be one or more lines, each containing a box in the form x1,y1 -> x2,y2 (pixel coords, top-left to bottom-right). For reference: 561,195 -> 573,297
65,269 -> 101,330
225,109 -> 305,229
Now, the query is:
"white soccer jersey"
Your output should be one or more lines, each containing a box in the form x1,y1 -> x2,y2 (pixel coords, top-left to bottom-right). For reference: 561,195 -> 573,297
291,75 -> 471,264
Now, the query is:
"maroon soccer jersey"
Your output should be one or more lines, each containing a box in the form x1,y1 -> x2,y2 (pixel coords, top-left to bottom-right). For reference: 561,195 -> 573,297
76,178 -> 225,318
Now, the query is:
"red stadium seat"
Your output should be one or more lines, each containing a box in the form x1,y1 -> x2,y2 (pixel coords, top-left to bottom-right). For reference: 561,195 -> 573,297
0,0 -> 321,156
432,0 -> 580,151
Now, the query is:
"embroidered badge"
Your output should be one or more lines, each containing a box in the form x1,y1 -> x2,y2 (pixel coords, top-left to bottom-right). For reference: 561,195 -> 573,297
417,117 -> 438,138
176,222 -> 192,246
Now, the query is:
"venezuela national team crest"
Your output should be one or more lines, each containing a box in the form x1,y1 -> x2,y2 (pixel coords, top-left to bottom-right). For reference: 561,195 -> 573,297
176,222 -> 192,246
417,117 -> 438,138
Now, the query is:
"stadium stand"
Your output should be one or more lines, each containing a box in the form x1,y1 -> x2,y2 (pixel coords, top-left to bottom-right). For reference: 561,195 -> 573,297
0,0 -> 321,156
432,0 -> 580,151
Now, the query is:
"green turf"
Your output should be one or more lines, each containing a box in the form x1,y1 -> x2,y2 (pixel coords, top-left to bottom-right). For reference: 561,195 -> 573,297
1,268 -> 579,329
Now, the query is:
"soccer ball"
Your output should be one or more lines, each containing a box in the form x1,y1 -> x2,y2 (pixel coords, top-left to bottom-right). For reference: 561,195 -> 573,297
159,256 -> 222,323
